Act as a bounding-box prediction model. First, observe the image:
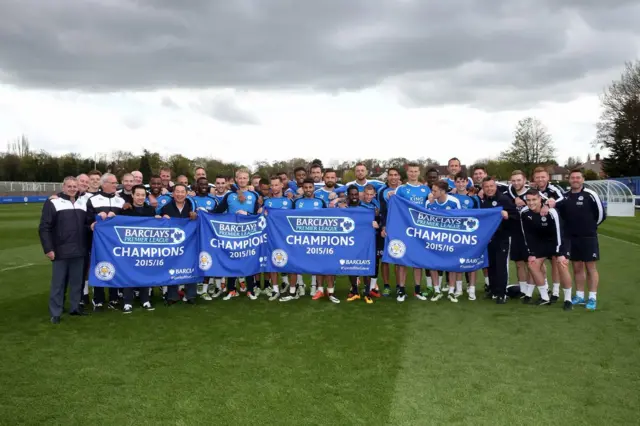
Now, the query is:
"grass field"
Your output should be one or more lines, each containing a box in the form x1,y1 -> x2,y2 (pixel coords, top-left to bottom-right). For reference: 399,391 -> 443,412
0,204 -> 639,425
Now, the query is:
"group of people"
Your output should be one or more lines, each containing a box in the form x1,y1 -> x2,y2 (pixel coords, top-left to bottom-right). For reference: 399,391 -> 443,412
38,158 -> 605,324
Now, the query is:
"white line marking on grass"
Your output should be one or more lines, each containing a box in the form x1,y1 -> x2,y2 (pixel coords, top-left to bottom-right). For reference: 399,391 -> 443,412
599,234 -> 640,247
0,263 -> 35,272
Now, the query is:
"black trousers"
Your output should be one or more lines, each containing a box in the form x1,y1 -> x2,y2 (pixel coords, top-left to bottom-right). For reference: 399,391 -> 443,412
488,237 -> 511,298
123,287 -> 150,306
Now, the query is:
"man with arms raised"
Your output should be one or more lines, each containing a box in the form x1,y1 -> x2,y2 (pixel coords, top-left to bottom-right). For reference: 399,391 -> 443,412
520,189 -> 573,310
39,176 -> 89,324
86,173 -> 126,311
394,163 -> 431,301
559,169 -> 606,311
378,167 -> 402,296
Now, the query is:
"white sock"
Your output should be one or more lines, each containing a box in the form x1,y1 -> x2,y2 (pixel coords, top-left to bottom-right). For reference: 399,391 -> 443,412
162,286 -> 168,295
83,281 -> 89,295
438,276 -> 443,286
434,285 -> 441,293
202,283 -> 208,293
552,283 -> 560,297
484,277 -> 489,286
538,286 -> 550,301
328,287 -> 334,294
455,281 -> 463,293
273,284 -> 279,293
370,278 -> 377,290
563,288 -> 572,302
468,285 -> 476,295
215,279 -> 222,289
426,277 -> 433,288
317,286 -> 324,294
448,286 -> 455,294
282,276 -> 289,285
576,290 -> 585,299
589,292 -> 597,301
519,281 -> 527,293
526,284 -> 535,297
311,275 -> 317,286
208,277 -> 215,285
545,277 -> 548,287
297,275 -> 304,285
289,286 -> 296,295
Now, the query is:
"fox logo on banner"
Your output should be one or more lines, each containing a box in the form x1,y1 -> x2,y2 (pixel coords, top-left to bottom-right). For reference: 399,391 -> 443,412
264,209 -> 376,275
89,216 -> 200,287
382,196 -> 503,272
197,212 -> 267,277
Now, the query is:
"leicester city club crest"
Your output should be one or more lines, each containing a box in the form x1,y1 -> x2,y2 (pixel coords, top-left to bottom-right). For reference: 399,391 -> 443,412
271,249 -> 288,267
94,261 -> 116,281
387,239 -> 406,259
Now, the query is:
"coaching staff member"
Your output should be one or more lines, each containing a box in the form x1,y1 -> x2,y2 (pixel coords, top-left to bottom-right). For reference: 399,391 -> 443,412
480,176 -> 518,304
39,176 -> 89,324
159,184 -> 199,305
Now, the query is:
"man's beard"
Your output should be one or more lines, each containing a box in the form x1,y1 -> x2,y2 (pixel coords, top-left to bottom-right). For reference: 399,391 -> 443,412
325,182 -> 336,188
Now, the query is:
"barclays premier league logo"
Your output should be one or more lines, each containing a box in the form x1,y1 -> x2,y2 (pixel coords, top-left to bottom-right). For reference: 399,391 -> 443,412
210,216 -> 266,239
94,261 -> 116,281
114,226 -> 185,245
387,239 -> 406,259
408,208 -> 479,233
199,251 -> 213,271
286,216 -> 355,234
272,249 -> 288,267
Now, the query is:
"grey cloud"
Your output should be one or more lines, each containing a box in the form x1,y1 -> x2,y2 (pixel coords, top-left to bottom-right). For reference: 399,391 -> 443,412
0,0 -> 639,110
161,96 -> 180,109
191,96 -> 259,125
122,116 -> 144,129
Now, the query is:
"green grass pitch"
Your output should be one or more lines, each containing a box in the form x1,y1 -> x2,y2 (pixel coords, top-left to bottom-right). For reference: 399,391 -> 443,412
0,204 -> 639,425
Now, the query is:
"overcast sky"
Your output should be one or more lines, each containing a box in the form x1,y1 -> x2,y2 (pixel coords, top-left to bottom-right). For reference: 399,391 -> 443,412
1,0 -> 638,167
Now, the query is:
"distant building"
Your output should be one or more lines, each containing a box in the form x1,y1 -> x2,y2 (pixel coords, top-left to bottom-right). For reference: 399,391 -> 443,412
549,165 -> 570,181
576,153 -> 606,178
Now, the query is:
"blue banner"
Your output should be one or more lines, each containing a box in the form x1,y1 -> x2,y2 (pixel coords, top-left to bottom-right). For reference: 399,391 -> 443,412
89,216 -> 200,288
197,212 -> 267,277
0,195 -> 48,204
264,208 -> 376,276
382,196 -> 503,272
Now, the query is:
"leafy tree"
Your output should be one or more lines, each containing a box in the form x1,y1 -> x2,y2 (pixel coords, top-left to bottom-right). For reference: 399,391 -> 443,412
597,61 -> 640,177
500,117 -> 556,177
139,150 -> 154,179
583,169 -> 600,181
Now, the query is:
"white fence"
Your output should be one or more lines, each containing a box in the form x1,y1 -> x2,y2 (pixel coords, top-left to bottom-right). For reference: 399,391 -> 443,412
0,181 -> 63,193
